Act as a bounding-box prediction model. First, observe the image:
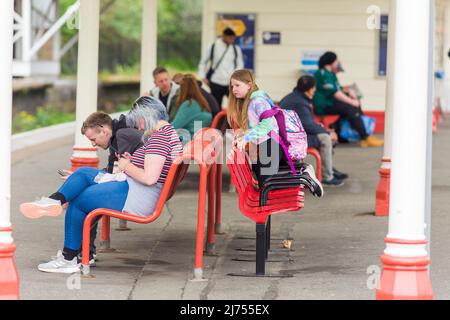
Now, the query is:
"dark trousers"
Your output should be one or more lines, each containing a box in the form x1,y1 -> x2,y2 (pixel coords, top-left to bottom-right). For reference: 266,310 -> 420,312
89,216 -> 102,255
251,138 -> 288,186
324,100 -> 368,139
209,82 -> 229,109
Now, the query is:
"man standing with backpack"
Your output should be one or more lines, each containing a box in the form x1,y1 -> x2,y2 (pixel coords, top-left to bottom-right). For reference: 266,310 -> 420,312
198,27 -> 244,109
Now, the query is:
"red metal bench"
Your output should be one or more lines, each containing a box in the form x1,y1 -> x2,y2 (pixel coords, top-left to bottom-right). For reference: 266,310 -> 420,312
193,127 -> 224,252
226,147 -> 305,276
80,139 -> 217,280
210,109 -> 229,134
208,110 -> 230,234
313,114 -> 339,129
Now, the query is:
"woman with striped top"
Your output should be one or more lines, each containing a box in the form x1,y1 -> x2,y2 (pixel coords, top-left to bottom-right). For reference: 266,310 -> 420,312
19,96 -> 182,274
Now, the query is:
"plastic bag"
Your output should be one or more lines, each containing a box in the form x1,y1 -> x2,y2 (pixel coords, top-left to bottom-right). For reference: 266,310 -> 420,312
94,172 -> 127,184
339,116 -> 376,142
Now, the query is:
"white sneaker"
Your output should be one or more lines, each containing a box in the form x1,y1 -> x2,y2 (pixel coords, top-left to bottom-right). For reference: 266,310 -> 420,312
20,197 -> 62,219
301,164 -> 324,198
38,250 -> 80,274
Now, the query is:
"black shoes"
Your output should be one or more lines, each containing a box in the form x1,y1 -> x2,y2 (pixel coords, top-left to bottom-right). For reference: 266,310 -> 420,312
333,168 -> 349,180
323,176 -> 345,187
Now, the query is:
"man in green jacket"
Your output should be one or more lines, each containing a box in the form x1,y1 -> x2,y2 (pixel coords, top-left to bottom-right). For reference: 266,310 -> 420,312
313,51 -> 383,148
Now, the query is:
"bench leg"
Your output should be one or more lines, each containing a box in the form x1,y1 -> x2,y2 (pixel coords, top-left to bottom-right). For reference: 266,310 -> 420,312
193,166 -> 208,280
206,165 -> 216,255
81,214 -> 96,276
116,219 -> 131,231
265,216 -> 271,260
215,163 -> 225,234
97,215 -> 111,252
256,223 -> 266,276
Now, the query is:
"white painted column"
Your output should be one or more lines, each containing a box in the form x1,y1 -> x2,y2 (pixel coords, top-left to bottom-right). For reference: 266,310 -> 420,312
71,0 -> 100,170
376,0 -> 434,300
0,0 -> 15,244
0,0 -> 20,299
382,2 -> 395,167
385,0 -> 431,255
443,0 -> 450,111
21,0 -> 31,60
201,0 -> 212,55
52,0 -> 62,74
374,0 -> 396,216
140,0 -> 157,95
424,0 -> 435,268
21,0 -> 32,75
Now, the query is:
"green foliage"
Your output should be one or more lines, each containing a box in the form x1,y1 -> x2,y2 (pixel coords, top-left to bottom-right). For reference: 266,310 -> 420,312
13,111 -> 39,133
12,102 -> 134,134
116,103 -> 132,112
59,0 -> 202,75
12,107 -> 75,134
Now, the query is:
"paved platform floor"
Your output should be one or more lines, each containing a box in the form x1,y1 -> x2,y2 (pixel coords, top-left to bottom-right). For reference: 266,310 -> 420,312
10,118 -> 450,300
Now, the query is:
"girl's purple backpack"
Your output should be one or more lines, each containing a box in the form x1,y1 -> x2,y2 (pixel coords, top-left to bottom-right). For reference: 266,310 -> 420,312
259,103 -> 308,175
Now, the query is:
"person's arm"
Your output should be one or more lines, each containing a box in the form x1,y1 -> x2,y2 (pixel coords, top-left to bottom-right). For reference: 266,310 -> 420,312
236,46 -> 244,70
334,90 -> 359,107
117,133 -> 169,186
171,102 -> 193,129
243,98 -> 275,143
168,91 -> 180,122
296,104 -> 328,135
119,153 -> 165,186
198,43 -> 213,80
106,148 -> 116,173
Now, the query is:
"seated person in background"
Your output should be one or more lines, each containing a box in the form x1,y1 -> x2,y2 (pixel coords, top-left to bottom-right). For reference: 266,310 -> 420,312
145,67 -> 180,122
171,74 -> 213,139
196,79 -> 220,118
173,73 -> 220,118
313,51 -> 383,148
172,73 -> 184,85
280,75 -> 348,187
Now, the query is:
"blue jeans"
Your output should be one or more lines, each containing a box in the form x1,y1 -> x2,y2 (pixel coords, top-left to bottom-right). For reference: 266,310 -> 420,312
58,167 -> 129,250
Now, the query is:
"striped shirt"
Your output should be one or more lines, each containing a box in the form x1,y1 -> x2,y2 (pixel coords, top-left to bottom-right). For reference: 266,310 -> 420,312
130,124 -> 182,184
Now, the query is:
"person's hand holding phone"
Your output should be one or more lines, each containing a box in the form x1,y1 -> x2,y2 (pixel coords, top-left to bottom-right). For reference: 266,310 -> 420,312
117,153 -> 132,171
58,169 -> 73,181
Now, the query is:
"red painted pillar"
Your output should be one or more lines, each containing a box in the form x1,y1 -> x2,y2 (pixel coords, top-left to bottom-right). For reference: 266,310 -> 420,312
375,158 -> 391,216
377,239 -> 433,300
0,228 -> 19,300
70,147 -> 99,172
0,0 -> 19,300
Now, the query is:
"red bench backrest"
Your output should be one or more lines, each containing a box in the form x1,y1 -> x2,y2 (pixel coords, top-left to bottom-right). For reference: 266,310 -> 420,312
210,110 -> 229,135
227,147 -> 253,194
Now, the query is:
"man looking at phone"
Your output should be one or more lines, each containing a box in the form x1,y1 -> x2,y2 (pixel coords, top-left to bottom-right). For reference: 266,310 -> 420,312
61,112 -> 143,176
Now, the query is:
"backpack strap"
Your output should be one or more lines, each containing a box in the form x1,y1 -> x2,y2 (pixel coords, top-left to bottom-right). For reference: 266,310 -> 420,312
209,43 -> 215,65
233,44 -> 238,69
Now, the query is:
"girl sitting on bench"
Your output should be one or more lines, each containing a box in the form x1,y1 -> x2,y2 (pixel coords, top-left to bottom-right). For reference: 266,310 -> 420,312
227,69 -> 323,197
19,96 -> 182,274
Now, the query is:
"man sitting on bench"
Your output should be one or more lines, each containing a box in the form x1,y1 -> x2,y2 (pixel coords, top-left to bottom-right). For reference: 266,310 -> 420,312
280,75 -> 348,187
313,51 -> 384,148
